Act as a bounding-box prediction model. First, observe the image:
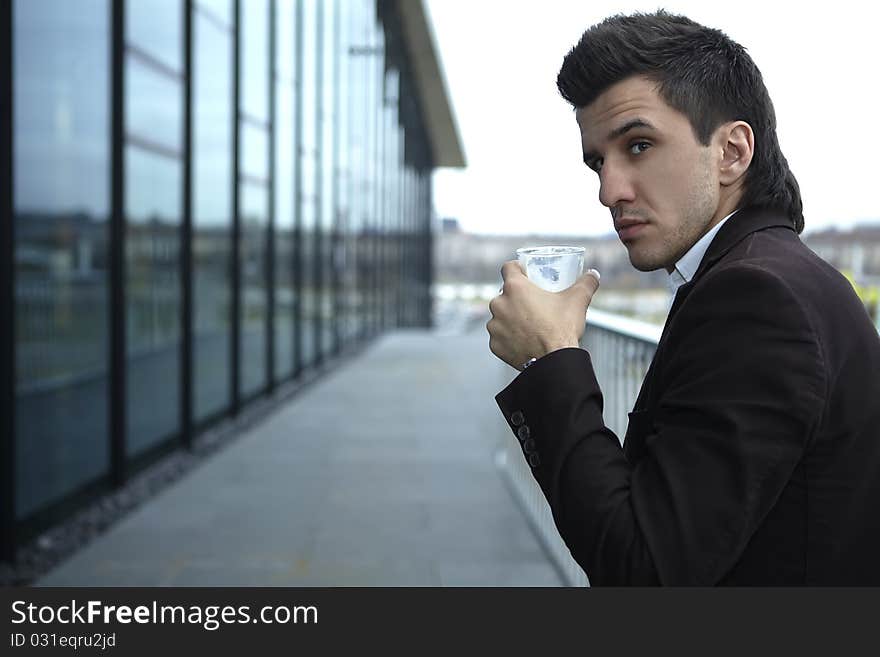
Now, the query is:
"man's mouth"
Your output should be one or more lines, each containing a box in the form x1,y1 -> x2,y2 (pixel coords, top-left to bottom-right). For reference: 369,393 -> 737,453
616,219 -> 648,242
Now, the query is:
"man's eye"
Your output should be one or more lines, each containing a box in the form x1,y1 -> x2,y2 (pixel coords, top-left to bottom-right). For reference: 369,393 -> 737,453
590,158 -> 603,173
629,142 -> 651,155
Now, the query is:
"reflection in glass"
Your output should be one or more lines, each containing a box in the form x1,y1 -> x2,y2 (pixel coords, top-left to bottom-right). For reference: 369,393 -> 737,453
239,0 -> 270,396
333,2 -> 347,348
345,2 -> 366,343
362,0 -> 380,336
319,0 -> 336,357
240,182 -> 268,397
125,148 -> 182,456
126,0 -> 182,71
241,0 -> 269,122
125,0 -> 183,457
274,0 -> 297,380
241,122 -> 269,180
193,0 -> 233,421
196,0 -> 231,25
299,0 -> 318,367
13,0 -> 110,518
383,66 -> 401,330
126,57 -> 183,151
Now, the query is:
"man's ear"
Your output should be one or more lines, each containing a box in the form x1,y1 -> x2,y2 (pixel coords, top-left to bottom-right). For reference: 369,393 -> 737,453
718,121 -> 754,187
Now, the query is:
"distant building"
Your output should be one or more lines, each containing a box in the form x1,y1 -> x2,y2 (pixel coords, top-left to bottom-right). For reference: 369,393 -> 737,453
433,229 -> 665,289
435,221 -> 880,293
803,223 -> 880,282
440,217 -> 461,233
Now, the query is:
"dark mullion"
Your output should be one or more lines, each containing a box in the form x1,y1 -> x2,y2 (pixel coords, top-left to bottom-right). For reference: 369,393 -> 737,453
181,0 -> 194,449
292,0 -> 303,377
313,0 -> 324,365
267,0 -> 276,392
231,0 -> 241,414
1,0 -> 16,562
110,0 -> 127,486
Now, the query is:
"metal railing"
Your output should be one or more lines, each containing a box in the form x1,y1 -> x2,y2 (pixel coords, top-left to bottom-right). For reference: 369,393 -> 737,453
496,308 -> 661,586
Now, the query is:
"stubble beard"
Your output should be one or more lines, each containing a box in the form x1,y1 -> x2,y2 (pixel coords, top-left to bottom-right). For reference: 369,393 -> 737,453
628,152 -> 718,273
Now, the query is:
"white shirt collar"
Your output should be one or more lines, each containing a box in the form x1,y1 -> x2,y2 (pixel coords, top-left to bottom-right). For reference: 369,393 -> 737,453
667,210 -> 738,296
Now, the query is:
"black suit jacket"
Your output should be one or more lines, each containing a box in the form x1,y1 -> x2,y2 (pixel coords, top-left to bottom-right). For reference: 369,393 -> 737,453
496,206 -> 880,585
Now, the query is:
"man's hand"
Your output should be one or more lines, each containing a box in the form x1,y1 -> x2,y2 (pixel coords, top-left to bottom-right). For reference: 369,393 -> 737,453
487,261 -> 601,370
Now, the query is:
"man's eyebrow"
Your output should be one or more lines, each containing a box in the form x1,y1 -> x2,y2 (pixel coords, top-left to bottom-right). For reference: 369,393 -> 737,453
608,118 -> 655,141
582,118 -> 656,166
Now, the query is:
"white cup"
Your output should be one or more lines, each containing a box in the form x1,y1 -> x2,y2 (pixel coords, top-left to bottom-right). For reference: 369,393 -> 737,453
516,246 -> 585,292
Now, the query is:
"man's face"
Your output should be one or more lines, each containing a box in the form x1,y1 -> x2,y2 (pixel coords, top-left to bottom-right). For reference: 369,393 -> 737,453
576,76 -> 722,272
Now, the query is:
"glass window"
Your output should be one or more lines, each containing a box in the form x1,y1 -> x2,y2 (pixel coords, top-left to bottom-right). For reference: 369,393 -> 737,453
298,0 -> 319,368
125,0 -> 183,457
196,0 -> 231,25
127,0 -> 182,72
193,0 -> 233,422
241,122 -> 269,180
319,0 -> 337,357
238,0 -> 270,397
383,66 -> 400,330
125,148 -> 182,456
241,0 -> 269,122
335,0 -> 353,346
126,57 -> 183,151
13,0 -> 110,519
239,181 -> 268,397
345,1 -> 366,342
365,3 -> 382,336
274,0 -> 297,380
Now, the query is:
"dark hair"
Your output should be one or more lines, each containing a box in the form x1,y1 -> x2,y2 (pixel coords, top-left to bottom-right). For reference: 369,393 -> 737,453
557,10 -> 804,233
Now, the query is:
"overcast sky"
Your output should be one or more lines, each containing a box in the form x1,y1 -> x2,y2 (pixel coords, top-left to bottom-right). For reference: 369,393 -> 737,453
425,0 -> 880,237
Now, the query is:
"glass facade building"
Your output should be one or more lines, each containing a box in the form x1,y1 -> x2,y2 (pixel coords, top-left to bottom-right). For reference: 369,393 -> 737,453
0,0 -> 464,561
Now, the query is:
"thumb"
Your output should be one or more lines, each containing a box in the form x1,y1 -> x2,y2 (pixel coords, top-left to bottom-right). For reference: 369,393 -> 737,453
567,268 -> 601,302
579,268 -> 602,291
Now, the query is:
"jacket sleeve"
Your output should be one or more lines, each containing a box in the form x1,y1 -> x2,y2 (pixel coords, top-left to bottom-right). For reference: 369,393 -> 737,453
495,264 -> 826,585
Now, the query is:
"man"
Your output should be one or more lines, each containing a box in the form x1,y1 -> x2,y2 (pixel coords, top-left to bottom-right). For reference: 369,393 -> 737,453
487,11 -> 880,585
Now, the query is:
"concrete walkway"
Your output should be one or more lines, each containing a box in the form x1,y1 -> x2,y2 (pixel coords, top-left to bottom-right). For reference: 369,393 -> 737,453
38,329 -> 563,586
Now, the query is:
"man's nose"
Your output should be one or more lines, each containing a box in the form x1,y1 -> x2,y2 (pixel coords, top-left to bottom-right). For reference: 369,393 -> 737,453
598,164 -> 636,208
